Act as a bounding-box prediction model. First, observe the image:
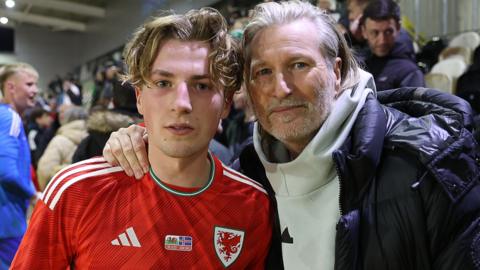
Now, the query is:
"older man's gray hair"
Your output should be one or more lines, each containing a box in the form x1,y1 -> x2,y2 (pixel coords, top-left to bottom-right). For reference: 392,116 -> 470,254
242,0 -> 360,92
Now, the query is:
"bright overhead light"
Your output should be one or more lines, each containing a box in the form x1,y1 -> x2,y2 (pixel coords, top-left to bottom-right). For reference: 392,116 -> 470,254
0,17 -> 8,24
5,0 -> 15,8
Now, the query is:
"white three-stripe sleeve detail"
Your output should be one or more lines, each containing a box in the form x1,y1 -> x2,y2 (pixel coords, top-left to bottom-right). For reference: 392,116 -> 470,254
41,157 -> 107,201
126,227 -> 141,247
48,166 -> 124,210
223,170 -> 267,194
9,110 -> 21,137
42,161 -> 111,203
222,165 -> 264,187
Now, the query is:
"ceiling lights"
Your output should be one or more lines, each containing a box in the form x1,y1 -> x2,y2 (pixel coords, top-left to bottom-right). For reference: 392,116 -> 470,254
0,16 -> 8,24
5,0 -> 15,8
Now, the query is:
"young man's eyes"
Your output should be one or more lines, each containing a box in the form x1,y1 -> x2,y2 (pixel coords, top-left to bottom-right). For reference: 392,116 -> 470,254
154,80 -> 172,88
193,82 -> 212,91
151,80 -> 213,92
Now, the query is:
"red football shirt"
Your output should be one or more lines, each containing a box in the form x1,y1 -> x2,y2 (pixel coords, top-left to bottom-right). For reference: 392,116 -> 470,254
12,154 -> 272,269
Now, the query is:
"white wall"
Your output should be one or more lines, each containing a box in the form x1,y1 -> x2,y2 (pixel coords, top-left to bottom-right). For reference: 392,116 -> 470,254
14,24 -> 82,91
0,53 -> 17,64
399,0 -> 480,40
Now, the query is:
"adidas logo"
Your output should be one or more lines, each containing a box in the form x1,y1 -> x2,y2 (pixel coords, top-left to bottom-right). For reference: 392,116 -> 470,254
111,227 -> 142,247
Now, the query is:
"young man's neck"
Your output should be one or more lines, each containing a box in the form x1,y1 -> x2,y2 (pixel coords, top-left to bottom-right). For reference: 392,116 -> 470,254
148,147 -> 212,189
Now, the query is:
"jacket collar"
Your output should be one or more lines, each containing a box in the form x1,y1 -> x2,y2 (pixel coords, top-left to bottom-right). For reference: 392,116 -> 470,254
335,94 -> 387,212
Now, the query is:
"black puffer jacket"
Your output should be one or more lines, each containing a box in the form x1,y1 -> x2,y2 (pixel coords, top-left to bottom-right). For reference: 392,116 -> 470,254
235,87 -> 480,270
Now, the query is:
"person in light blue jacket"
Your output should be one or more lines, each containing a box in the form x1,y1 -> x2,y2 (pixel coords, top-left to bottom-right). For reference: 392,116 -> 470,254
0,63 -> 38,269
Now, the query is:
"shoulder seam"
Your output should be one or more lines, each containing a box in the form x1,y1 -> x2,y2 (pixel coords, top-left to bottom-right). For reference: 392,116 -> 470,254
41,157 -> 119,205
47,166 -> 124,210
223,165 -> 267,195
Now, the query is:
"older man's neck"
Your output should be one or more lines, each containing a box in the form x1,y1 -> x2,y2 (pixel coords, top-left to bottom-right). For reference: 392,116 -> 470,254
283,141 -> 309,160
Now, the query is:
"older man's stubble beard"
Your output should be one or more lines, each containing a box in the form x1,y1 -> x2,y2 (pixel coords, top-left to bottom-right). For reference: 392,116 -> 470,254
249,73 -> 337,154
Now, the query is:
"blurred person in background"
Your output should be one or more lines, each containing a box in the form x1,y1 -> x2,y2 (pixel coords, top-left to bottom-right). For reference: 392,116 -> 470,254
361,0 -> 424,90
36,105 -> 88,190
90,63 -> 119,109
73,81 -> 141,162
57,77 -> 82,106
457,45 -> 480,114
26,107 -> 53,169
0,63 -> 38,269
457,45 -> 480,142
337,0 -> 371,61
225,86 -> 255,161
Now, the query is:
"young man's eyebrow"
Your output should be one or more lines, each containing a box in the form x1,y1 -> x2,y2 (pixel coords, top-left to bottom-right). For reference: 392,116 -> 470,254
151,69 -> 174,77
150,70 -> 210,80
191,74 -> 210,80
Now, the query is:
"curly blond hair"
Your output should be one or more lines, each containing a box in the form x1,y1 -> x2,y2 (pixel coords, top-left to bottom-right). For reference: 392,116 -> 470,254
123,7 -> 242,99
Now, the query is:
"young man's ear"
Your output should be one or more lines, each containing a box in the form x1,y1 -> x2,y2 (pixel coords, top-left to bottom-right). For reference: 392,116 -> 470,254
5,81 -> 15,96
135,86 -> 144,116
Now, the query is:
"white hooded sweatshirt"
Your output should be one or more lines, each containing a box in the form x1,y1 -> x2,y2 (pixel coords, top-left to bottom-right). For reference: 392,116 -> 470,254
253,70 -> 376,269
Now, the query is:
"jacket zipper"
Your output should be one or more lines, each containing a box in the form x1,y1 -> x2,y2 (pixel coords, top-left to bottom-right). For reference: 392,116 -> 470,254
333,150 -> 345,215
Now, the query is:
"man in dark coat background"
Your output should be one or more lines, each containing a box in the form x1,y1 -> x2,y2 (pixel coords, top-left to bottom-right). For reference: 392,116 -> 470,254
361,0 -> 425,91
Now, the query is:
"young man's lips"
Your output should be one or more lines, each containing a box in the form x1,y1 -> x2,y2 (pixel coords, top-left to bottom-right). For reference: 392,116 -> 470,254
166,124 -> 194,135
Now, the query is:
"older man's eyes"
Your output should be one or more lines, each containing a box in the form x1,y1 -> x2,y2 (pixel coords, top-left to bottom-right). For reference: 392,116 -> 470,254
292,62 -> 308,70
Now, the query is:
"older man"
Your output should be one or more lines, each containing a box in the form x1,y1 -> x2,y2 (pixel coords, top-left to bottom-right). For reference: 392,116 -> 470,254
0,63 -> 38,269
103,1 -> 480,269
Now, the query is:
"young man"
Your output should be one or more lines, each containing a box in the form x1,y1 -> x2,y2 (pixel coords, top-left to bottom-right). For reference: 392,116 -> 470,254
0,63 -> 38,269
104,1 -> 480,269
12,8 -> 271,269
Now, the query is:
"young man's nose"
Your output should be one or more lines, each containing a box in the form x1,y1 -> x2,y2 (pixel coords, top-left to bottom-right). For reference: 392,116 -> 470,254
172,83 -> 193,113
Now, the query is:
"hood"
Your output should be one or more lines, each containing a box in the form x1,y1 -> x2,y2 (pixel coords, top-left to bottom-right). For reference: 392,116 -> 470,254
56,119 -> 88,144
378,87 -> 474,162
87,110 -> 138,133
378,87 -> 478,202
335,86 -> 476,211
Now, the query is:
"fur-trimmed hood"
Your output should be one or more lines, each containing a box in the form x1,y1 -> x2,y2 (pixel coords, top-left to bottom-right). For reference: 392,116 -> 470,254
87,110 -> 138,133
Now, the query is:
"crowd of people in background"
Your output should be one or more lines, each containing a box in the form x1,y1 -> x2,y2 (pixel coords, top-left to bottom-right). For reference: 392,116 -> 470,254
0,0 -> 479,269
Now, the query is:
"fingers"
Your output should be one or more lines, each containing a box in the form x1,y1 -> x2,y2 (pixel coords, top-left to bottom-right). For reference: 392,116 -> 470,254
103,125 -> 149,179
120,130 -> 145,180
130,127 -> 149,174
103,140 -> 119,166
104,130 -> 135,177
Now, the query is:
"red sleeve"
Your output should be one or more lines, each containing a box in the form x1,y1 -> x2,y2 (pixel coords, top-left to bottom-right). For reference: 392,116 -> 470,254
11,195 -> 76,269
